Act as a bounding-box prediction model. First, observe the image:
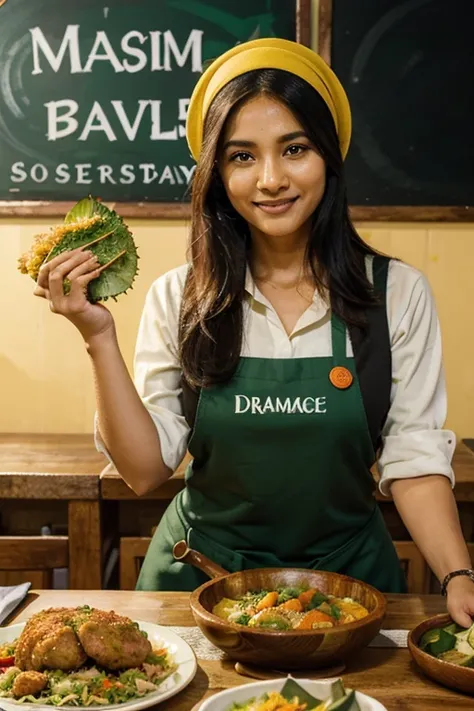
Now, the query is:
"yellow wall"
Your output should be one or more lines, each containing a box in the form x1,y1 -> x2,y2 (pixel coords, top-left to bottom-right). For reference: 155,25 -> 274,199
0,0 -> 472,438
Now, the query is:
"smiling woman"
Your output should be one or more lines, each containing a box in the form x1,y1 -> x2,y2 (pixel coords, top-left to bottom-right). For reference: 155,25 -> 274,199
34,38 -> 472,620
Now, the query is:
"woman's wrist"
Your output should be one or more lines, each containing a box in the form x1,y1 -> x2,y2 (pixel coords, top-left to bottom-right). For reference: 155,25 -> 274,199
442,569 -> 474,596
84,326 -> 118,356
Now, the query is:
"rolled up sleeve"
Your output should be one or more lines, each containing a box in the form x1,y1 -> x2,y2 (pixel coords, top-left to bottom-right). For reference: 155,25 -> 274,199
378,268 -> 456,496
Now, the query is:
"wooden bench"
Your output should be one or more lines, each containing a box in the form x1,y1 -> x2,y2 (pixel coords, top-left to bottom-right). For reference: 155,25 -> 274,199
0,434 -> 107,589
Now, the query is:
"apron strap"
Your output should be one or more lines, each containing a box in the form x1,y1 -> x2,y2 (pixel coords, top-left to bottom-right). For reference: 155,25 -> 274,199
347,255 -> 392,451
181,256 -> 392,452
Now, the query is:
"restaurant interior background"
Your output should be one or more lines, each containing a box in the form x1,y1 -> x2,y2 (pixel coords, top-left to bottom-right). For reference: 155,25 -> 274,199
0,0 -> 472,592
1,0 -> 472,437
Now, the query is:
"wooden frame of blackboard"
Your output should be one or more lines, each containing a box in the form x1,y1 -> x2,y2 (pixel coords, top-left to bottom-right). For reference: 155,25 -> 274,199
318,0 -> 472,222
0,0 -> 311,219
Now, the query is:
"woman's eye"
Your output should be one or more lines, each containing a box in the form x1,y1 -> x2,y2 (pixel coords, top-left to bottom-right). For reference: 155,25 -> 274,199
230,152 -> 253,163
285,144 -> 308,156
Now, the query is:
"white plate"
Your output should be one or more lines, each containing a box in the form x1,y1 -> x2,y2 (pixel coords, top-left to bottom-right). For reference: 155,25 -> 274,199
198,677 -> 388,711
0,621 -> 197,710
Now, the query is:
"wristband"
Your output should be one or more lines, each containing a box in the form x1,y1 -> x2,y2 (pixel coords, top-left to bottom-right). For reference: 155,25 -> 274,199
441,569 -> 474,596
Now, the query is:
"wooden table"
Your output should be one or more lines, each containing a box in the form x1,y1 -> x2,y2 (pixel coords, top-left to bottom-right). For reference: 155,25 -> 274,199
0,434 -> 107,588
100,442 -> 474,502
4,590 -> 473,710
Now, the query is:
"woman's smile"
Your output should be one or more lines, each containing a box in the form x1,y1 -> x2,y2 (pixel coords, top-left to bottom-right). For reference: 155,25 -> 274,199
253,196 -> 299,215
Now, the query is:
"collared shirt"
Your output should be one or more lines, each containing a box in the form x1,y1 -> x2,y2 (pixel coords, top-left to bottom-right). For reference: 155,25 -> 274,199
95,256 -> 455,495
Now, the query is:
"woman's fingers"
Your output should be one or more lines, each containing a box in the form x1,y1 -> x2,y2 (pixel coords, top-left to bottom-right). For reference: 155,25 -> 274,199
36,247 -> 93,289
47,252 -> 95,302
33,284 -> 50,300
66,254 -> 100,283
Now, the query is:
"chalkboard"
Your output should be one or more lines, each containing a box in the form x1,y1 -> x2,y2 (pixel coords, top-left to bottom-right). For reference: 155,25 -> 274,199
0,0 -> 310,217
320,0 -> 473,221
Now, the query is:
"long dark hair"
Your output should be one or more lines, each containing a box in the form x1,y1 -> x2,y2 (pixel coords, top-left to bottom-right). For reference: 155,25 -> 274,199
179,69 -> 380,389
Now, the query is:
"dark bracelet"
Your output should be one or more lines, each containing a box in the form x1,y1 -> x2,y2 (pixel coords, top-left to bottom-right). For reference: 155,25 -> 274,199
441,569 -> 474,596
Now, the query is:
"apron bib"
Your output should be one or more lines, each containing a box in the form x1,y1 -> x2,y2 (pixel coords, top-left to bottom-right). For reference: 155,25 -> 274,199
138,311 -> 406,593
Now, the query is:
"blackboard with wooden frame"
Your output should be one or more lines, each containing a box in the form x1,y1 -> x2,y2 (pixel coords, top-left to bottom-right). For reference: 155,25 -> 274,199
319,0 -> 473,221
0,0 -> 311,218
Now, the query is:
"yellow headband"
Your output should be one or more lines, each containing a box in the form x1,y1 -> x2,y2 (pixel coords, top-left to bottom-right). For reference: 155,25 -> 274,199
186,37 -> 352,161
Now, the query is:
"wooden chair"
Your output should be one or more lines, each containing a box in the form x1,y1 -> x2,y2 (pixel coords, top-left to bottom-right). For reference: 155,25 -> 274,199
0,536 -> 68,589
394,540 -> 430,594
119,537 -> 151,590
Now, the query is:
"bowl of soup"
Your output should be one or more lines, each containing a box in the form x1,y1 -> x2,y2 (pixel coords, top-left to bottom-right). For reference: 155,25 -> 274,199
175,543 -> 386,670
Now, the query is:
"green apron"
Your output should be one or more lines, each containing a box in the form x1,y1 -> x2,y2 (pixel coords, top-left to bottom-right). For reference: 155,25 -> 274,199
137,304 -> 407,593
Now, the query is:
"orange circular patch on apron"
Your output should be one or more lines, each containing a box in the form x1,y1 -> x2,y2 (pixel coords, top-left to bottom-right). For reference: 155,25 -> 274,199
329,366 -> 353,389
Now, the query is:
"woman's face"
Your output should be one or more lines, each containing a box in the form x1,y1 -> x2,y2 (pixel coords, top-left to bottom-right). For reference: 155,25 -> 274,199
218,94 -> 326,242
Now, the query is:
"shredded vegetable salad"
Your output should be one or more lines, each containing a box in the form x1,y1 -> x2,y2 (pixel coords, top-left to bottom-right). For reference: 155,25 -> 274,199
0,640 -> 177,706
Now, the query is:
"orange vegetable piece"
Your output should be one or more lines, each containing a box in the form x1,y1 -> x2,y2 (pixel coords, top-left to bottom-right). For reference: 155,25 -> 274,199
278,598 -> 303,613
296,610 -> 334,629
298,589 -> 317,607
256,591 -> 279,611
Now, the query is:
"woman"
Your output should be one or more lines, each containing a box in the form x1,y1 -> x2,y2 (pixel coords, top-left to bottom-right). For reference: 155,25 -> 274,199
34,38 -> 474,623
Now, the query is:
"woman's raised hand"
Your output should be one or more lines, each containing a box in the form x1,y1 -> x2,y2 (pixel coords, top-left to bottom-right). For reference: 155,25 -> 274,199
34,246 -> 115,343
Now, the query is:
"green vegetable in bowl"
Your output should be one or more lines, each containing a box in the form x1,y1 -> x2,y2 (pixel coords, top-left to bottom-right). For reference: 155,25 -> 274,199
421,619 -> 474,667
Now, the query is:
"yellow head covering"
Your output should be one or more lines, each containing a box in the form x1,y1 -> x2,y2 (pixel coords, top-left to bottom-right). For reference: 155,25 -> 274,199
186,37 -> 352,161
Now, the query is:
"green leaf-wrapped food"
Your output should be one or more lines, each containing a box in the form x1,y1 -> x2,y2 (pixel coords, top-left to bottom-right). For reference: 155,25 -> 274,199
18,196 -> 138,303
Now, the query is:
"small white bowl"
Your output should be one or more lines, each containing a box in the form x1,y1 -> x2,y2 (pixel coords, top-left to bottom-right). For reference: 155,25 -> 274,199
199,677 -> 387,711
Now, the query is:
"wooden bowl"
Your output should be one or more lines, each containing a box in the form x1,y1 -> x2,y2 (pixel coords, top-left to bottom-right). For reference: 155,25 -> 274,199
408,613 -> 474,695
189,567 -> 386,669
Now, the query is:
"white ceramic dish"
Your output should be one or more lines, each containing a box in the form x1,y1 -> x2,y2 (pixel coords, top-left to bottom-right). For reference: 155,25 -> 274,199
198,677 -> 387,711
0,621 -> 197,710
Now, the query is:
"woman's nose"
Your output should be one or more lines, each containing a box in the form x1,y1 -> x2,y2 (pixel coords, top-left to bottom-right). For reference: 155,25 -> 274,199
256,157 -> 289,193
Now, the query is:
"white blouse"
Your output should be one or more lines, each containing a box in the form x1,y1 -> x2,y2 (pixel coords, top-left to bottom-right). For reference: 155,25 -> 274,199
95,256 -> 456,496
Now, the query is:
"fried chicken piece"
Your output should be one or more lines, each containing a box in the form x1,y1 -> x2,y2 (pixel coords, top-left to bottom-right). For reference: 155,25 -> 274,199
15,608 -> 86,672
15,606 -> 151,672
12,671 -> 48,698
32,625 -> 87,671
76,609 -> 152,670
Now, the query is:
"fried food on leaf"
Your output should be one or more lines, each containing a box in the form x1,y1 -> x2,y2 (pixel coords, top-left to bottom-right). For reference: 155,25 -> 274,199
18,197 -> 138,303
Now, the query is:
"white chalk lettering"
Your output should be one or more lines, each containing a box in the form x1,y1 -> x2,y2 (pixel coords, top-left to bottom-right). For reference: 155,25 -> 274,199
149,31 -> 163,70
78,102 -> 117,141
178,98 -> 189,138
30,25 -> 82,75
158,165 -> 175,185
121,31 -> 148,73
83,31 -> 124,73
97,165 -> 116,184
150,100 -> 178,140
180,165 -> 196,183
76,163 -> 93,184
140,163 -> 159,184
120,164 -> 136,184
112,100 -> 150,141
10,162 -> 27,183
163,29 -> 203,72
30,26 -> 203,75
31,163 -> 48,183
45,99 -> 79,141
55,163 -> 70,184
